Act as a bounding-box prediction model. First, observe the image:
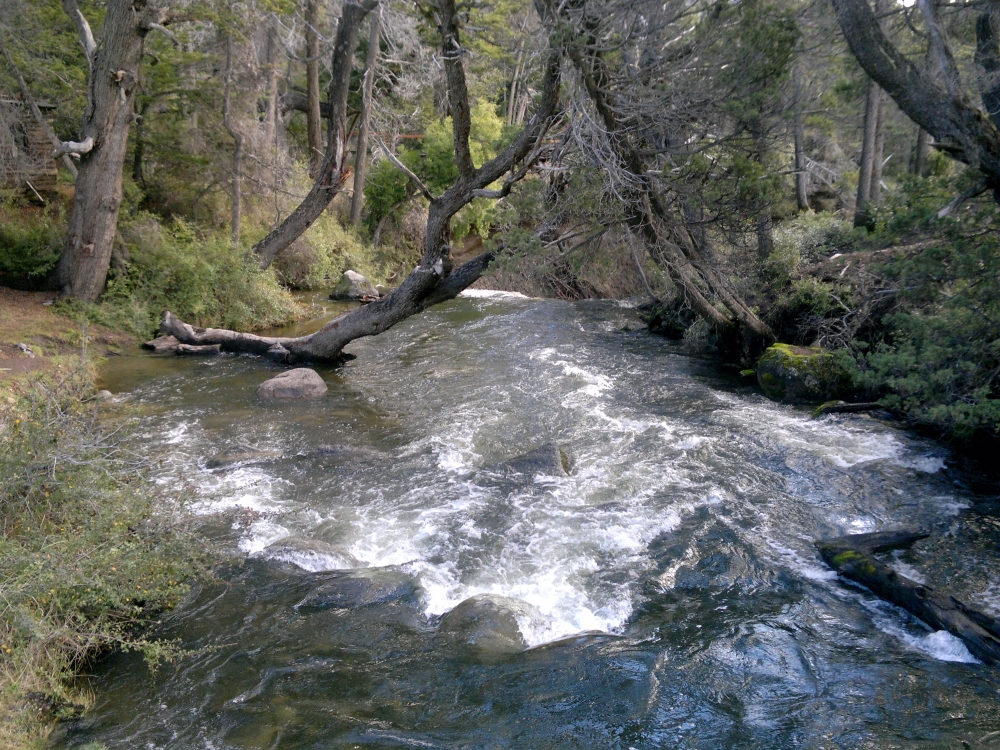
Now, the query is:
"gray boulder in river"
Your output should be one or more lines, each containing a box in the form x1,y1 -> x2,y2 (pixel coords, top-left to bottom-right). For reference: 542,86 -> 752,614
329,270 -> 378,300
254,537 -> 360,572
258,368 -> 328,399
439,594 -> 541,652
493,442 -> 570,477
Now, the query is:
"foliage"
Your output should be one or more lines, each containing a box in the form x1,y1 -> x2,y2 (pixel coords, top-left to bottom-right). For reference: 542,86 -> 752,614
56,214 -> 302,339
0,202 -> 64,283
0,367 -> 205,747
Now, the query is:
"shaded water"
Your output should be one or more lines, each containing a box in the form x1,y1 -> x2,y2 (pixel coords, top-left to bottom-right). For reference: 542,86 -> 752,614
60,293 -> 1000,748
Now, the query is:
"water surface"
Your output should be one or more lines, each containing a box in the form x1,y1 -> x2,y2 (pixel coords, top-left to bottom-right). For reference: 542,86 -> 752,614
61,293 -> 1000,748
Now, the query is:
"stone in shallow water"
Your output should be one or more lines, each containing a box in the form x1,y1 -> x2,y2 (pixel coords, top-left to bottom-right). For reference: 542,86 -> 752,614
258,368 -> 328,399
492,442 -> 570,477
206,445 -> 282,469
439,594 -> 542,652
329,270 -> 377,300
254,537 -> 360,572
293,569 -> 417,612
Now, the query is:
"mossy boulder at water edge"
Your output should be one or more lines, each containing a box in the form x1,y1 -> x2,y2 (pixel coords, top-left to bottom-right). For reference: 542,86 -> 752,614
756,343 -> 856,404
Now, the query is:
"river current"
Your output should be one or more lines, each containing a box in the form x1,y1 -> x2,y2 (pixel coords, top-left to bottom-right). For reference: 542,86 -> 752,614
59,292 -> 1000,748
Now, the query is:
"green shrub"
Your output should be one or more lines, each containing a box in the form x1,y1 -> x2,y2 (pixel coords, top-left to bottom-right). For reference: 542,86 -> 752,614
0,204 -> 63,283
0,368 -> 205,741
56,213 -> 302,338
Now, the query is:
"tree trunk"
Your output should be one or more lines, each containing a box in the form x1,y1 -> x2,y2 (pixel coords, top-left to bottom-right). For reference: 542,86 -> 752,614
793,68 -> 809,211
854,78 -> 881,228
912,127 -> 930,176
753,126 -> 774,260
223,31 -> 243,249
264,20 -> 279,149
305,0 -> 323,180
506,40 -> 525,126
351,9 -> 381,227
133,99 -> 149,187
252,0 -> 378,270
831,0 -> 1000,187
870,90 -> 886,203
57,0 -> 154,301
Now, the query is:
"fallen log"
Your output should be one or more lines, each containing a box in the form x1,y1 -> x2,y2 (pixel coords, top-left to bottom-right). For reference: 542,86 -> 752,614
175,343 -> 222,356
812,401 -> 886,417
817,530 -> 1000,663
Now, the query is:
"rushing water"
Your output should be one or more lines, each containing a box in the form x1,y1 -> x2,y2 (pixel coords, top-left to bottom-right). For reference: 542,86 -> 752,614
58,292 -> 1000,748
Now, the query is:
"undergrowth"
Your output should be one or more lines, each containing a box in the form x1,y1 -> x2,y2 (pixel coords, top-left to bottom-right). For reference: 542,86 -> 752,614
0,366 -> 206,748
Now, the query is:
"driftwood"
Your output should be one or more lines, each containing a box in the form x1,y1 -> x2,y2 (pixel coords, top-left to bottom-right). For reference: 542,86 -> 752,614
175,343 -> 221,356
817,530 -> 1000,664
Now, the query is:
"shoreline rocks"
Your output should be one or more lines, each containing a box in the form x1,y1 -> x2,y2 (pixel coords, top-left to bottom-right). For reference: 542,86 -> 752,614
258,368 -> 328,399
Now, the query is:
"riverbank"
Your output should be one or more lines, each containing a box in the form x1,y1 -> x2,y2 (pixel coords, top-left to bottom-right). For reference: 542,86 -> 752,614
0,290 -> 205,749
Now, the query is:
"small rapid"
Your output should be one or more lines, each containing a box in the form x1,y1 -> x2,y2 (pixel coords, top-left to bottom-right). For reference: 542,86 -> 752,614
59,293 -> 1000,748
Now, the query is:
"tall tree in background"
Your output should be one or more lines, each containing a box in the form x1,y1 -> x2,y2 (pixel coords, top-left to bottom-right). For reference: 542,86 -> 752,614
305,0 -> 323,179
351,8 -> 382,226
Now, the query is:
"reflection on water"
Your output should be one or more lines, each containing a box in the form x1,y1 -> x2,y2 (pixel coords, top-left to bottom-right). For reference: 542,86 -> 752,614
67,292 -> 1000,748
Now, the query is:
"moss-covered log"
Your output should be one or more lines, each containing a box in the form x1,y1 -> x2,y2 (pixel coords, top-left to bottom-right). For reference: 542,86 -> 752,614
817,531 -> 1000,664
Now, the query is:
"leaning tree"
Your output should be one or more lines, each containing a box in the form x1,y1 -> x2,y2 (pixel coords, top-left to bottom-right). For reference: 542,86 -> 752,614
162,0 -> 563,362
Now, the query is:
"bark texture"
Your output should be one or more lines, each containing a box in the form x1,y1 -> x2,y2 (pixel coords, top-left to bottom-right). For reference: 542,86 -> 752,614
57,0 -> 169,301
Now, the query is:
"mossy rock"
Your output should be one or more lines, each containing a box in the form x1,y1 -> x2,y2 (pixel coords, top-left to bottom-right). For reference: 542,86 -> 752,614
756,343 -> 855,404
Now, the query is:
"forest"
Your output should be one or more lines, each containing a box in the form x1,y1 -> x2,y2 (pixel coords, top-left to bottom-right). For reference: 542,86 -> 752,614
2,0 -> 1000,746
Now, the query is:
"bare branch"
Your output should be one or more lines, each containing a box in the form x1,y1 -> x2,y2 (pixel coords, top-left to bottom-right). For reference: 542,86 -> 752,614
937,179 -> 990,218
52,137 -> 94,159
61,0 -> 96,64
145,23 -> 180,48
918,0 -> 961,98
374,134 -> 435,201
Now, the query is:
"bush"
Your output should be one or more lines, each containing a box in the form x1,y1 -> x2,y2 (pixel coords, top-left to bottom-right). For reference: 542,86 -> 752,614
57,214 -> 302,339
0,368 -> 205,745
0,202 -> 64,287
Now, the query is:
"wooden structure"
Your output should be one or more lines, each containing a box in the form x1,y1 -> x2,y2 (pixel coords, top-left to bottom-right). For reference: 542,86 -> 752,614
0,95 -> 58,195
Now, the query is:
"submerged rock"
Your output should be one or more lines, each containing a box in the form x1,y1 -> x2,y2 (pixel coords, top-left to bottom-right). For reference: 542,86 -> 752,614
207,445 -> 282,469
493,442 -> 570,477
756,343 -> 855,404
254,537 -> 359,572
329,270 -> 377,301
293,569 -> 416,612
258,368 -> 328,399
439,594 -> 541,652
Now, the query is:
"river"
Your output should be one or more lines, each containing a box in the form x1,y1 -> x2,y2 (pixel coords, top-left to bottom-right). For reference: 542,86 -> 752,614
57,292 -> 1000,748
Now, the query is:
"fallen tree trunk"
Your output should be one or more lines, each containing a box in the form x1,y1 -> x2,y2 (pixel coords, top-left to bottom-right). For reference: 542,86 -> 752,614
160,251 -> 497,362
161,0 -> 561,364
817,530 -> 1000,664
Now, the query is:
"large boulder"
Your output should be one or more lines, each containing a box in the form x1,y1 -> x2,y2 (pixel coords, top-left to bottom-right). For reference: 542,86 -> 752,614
438,594 -> 541,652
253,537 -> 360,572
329,270 -> 377,300
258,368 -> 328,399
756,344 -> 855,404
492,442 -> 570,477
